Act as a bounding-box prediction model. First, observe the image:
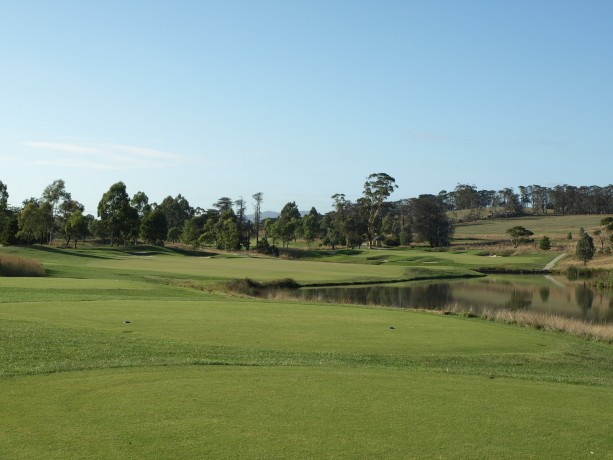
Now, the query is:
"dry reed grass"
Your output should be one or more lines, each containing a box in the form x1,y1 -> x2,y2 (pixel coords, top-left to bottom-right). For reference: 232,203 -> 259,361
0,254 -> 46,277
452,305 -> 613,343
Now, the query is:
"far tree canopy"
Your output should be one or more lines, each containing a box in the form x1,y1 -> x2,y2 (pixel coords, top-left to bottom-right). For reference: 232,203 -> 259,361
362,173 -> 397,249
412,194 -> 453,247
97,181 -> 138,245
140,209 -> 168,245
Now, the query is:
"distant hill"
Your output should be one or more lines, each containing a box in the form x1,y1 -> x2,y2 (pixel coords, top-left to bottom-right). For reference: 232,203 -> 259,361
246,211 -> 278,222
246,210 -> 308,221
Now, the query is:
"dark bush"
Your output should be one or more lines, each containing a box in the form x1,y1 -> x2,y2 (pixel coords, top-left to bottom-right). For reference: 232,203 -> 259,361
567,265 -> 593,280
255,239 -> 279,257
225,277 -> 300,296
384,237 -> 400,247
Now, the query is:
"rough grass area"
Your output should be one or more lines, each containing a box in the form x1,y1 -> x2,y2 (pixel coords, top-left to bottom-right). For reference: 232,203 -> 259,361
0,253 -> 45,277
454,214 -> 606,239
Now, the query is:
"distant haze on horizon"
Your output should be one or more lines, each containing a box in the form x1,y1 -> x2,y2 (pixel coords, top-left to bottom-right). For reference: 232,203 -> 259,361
1,1 -> 611,215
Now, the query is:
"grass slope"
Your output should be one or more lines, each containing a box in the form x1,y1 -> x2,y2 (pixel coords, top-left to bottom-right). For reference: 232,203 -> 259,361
455,214 -> 607,239
311,247 -> 555,272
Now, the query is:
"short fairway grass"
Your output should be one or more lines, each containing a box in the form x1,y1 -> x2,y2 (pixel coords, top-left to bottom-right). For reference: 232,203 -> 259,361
0,243 -> 558,284
1,244 -> 612,458
3,367 -> 612,459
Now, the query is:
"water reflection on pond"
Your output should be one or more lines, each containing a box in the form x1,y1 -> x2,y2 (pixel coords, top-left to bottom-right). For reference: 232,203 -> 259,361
296,276 -> 613,323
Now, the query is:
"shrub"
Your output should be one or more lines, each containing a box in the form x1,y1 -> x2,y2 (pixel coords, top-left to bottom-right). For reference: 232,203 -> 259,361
384,237 -> 400,247
539,236 -> 551,250
567,265 -> 593,280
225,277 -> 300,296
255,239 -> 279,257
0,254 -> 46,277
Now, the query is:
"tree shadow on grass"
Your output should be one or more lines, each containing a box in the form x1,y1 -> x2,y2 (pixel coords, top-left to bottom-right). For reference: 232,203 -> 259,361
278,248 -> 363,260
163,246 -> 218,258
27,245 -> 110,259
29,244 -> 218,259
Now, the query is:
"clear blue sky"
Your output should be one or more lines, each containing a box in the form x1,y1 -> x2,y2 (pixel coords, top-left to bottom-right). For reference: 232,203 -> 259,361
1,1 -> 612,215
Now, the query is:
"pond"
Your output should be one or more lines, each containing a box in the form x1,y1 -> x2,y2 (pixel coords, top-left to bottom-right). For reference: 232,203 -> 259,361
295,275 -> 613,323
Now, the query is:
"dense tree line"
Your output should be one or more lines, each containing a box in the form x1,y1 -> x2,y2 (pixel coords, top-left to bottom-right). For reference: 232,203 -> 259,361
1,177 -> 612,251
443,183 -> 613,219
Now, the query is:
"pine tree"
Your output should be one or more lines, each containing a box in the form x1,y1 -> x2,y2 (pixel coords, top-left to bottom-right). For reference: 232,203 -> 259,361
539,235 -> 551,251
575,232 -> 595,266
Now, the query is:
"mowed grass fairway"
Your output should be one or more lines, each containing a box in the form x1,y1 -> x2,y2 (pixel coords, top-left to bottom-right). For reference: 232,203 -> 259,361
3,368 -> 612,459
0,245 -> 411,284
1,245 -> 612,458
